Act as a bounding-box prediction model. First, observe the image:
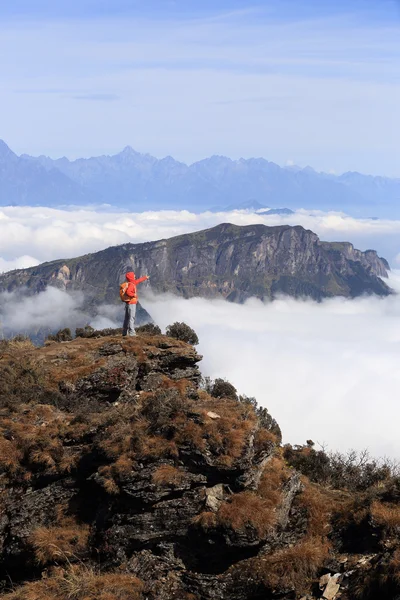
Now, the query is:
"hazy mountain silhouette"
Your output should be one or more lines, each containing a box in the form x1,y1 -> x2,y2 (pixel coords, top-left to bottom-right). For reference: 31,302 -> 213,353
1,140 -> 399,216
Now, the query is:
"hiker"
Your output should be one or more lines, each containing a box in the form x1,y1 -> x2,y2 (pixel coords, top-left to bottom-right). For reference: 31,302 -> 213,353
120,271 -> 150,336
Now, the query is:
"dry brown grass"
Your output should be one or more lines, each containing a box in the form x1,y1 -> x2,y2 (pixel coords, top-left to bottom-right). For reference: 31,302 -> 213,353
257,457 -> 290,506
0,337 -> 35,353
160,376 -> 192,394
0,437 -> 23,475
0,336 -> 256,493
227,468 -> 334,594
0,354 -> 49,410
294,477 -> 338,538
253,429 -> 278,454
238,537 -> 330,592
192,511 -> 218,531
194,396 -> 257,466
94,386 -> 257,493
370,501 -> 400,532
30,525 -> 90,565
194,490 -> 278,537
139,436 -> 179,460
152,464 -> 186,486
1,565 -> 144,600
0,402 -> 93,485
218,491 -> 277,536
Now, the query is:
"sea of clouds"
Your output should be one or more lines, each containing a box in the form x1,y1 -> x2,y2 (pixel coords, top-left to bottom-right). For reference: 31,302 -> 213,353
2,205 -> 400,459
146,281 -> 400,460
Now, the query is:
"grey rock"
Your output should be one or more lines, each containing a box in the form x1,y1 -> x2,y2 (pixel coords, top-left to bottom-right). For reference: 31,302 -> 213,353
0,224 -> 391,308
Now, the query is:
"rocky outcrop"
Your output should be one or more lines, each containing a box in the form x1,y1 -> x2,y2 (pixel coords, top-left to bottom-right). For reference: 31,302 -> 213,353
321,241 -> 390,278
0,224 -> 391,307
0,334 -> 399,600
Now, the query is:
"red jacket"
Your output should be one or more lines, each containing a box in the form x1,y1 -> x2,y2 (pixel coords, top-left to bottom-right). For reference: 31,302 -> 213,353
123,271 -> 148,304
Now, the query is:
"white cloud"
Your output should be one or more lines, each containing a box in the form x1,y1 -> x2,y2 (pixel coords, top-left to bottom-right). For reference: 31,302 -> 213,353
1,206 -> 400,271
0,287 -> 120,336
144,271 -> 400,459
0,255 -> 40,273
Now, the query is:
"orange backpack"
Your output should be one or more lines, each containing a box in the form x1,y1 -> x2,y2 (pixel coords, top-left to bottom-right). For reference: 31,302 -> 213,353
119,282 -> 135,303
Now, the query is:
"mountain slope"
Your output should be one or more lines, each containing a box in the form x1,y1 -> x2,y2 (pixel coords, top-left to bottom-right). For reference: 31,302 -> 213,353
0,141 -> 95,207
1,140 -> 400,215
0,333 -> 399,599
0,223 -> 391,304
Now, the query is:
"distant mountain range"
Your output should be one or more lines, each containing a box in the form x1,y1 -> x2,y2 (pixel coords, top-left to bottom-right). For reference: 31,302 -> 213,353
0,223 -> 390,305
1,140 -> 399,216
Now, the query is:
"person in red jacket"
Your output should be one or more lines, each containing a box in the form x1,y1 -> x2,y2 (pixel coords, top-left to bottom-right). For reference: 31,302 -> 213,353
120,271 -> 149,336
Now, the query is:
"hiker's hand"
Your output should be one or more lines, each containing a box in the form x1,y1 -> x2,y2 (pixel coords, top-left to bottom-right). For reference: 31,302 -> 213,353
146,275 -> 150,280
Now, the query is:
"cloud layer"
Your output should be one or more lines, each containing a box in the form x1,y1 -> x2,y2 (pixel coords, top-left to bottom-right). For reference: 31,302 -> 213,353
2,206 -> 400,273
145,272 -> 400,459
0,287 -> 120,337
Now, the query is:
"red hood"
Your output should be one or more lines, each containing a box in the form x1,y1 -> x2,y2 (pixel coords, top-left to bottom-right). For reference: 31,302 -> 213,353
126,272 -> 135,282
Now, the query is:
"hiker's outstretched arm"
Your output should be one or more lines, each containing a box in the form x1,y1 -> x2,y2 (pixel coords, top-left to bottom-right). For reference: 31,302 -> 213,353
134,276 -> 149,285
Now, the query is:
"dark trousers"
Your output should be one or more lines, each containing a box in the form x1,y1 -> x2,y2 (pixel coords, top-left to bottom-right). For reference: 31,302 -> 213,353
123,303 -> 137,336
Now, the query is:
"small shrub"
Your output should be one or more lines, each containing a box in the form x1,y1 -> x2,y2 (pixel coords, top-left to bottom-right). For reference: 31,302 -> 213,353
46,328 -> 73,343
95,327 -> 123,337
283,445 -> 395,492
239,395 -> 282,442
75,326 -> 122,339
165,322 -> 199,345
210,378 -> 237,400
255,407 -> 282,443
75,325 -> 95,338
135,323 -> 161,336
141,388 -> 188,434
10,333 -> 29,342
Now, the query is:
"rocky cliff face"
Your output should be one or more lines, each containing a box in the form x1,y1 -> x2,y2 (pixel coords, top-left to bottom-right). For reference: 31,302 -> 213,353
0,334 -> 399,600
0,224 -> 391,306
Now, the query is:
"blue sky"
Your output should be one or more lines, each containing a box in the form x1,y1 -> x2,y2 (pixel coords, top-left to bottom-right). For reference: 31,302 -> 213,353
1,0 -> 399,175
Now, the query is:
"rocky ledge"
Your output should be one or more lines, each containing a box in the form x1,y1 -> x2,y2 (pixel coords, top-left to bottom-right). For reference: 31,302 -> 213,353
0,334 -> 399,600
